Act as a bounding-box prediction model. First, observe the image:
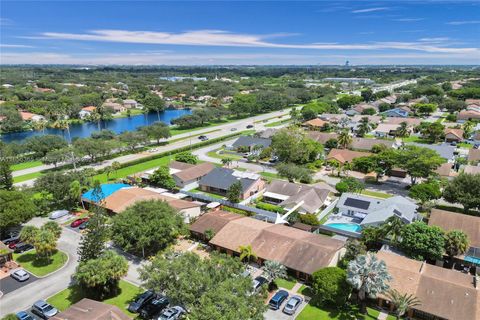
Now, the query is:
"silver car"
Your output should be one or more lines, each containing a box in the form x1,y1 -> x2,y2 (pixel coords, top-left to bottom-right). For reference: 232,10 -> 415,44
282,295 -> 303,315
11,268 -> 30,282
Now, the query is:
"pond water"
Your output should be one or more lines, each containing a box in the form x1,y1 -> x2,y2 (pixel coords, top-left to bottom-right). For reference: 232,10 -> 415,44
1,108 -> 191,143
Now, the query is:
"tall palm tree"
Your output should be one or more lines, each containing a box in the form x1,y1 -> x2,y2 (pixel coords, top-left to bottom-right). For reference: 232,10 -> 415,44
337,130 -> 352,149
32,119 -> 48,134
221,157 -> 233,168
347,253 -> 392,313
385,289 -> 421,319
397,122 -> 409,138
90,110 -> 102,131
69,180 -> 86,210
53,119 -> 71,143
381,216 -> 405,243
262,260 -> 287,283
357,117 -> 372,137
462,121 -> 474,138
239,245 -> 257,263
289,107 -> 301,125
444,230 -> 469,258
111,161 -> 121,177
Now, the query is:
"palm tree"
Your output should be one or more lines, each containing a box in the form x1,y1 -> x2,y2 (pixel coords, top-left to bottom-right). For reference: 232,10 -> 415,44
90,110 -> 102,131
19,225 -> 38,245
32,119 -> 48,134
357,117 -> 372,137
397,122 -> 409,138
104,165 -> 113,181
239,245 -> 257,263
262,260 -> 287,283
69,180 -> 86,210
444,230 -> 469,258
52,119 -> 71,143
381,216 -> 405,243
337,130 -> 352,149
111,161 -> 121,177
289,107 -> 301,125
462,121 -> 474,138
347,253 -> 392,313
221,157 -> 233,168
385,289 -> 421,319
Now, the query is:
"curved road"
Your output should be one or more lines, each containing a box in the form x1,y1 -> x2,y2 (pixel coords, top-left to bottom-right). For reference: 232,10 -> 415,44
0,219 -> 80,316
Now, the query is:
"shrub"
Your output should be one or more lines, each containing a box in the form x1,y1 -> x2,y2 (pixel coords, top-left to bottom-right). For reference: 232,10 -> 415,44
312,267 -> 351,305
256,202 -> 283,213
299,213 -> 320,226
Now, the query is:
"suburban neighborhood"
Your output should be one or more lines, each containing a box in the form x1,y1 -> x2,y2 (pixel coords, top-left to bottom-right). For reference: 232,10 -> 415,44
1,1 -> 480,319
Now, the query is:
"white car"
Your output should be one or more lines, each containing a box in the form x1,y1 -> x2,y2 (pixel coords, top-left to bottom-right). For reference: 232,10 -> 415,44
11,268 -> 30,282
49,210 -> 69,220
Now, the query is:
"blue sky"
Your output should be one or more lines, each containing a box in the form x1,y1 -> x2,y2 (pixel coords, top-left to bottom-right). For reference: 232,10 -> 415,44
1,1 -> 479,65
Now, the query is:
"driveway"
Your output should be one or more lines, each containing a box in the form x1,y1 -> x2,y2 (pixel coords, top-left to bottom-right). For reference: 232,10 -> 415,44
0,218 -> 81,317
264,295 -> 308,320
0,272 -> 38,295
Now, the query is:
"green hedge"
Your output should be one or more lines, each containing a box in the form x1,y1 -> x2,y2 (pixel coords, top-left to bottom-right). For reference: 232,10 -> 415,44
98,131 -> 246,173
222,205 -> 255,217
255,201 -> 284,213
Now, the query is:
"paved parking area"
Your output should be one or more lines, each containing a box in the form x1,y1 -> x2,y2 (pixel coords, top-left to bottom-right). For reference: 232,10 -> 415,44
0,272 -> 38,295
264,299 -> 307,320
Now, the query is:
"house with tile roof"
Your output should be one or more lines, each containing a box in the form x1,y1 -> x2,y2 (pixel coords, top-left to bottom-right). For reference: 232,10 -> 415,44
326,148 -> 371,165
444,128 -> 464,143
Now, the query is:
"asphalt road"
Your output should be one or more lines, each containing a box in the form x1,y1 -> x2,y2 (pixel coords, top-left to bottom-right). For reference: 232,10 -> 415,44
0,218 -> 81,317
13,109 -> 292,187
0,272 -> 38,295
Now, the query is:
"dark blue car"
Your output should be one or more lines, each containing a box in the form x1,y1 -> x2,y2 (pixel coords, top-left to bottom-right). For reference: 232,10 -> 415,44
16,311 -> 36,320
268,289 -> 289,310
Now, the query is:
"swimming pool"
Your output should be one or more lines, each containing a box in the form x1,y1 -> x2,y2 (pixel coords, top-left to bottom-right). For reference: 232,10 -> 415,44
82,183 -> 130,202
325,223 -> 362,233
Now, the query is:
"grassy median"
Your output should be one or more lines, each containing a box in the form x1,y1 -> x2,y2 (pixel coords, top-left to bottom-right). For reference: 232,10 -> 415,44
13,249 -> 68,277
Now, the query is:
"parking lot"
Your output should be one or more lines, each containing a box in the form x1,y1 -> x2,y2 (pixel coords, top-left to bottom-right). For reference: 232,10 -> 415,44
0,272 -> 38,295
264,298 -> 308,320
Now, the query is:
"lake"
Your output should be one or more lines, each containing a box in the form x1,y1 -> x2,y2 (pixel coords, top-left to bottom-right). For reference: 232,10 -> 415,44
1,108 -> 191,143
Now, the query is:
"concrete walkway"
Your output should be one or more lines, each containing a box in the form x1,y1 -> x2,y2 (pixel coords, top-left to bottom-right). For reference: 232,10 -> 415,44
377,311 -> 389,320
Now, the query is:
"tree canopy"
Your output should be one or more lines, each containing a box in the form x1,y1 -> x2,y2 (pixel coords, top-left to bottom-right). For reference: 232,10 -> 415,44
398,222 -> 445,261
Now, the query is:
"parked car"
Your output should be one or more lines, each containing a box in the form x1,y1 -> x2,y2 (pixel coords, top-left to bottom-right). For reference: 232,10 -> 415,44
158,306 -> 186,320
31,300 -> 58,319
78,221 -> 89,230
14,243 -> 34,254
70,217 -> 89,228
282,295 -> 303,315
140,296 -> 169,319
15,311 -> 37,320
11,268 -> 30,282
268,290 -> 289,310
230,128 -> 237,131
474,144 -> 479,149
252,276 -> 268,292
2,233 -> 20,245
8,239 -> 21,249
49,210 -> 69,220
246,124 -> 254,129
128,290 -> 156,313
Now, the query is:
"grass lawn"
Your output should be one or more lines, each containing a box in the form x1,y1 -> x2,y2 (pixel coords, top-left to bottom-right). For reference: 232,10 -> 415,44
457,142 -> 473,149
207,148 -> 243,161
259,171 -> 281,182
401,136 -> 430,144
47,280 -> 142,317
13,250 -> 67,277
13,171 -> 43,183
265,119 -> 291,127
10,160 -> 43,171
93,155 -> 171,183
361,190 -> 393,199
297,304 -> 388,320
190,188 -> 225,199
274,278 -> 297,290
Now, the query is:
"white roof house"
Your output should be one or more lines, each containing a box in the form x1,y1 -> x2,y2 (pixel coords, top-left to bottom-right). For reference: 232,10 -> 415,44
336,193 -> 419,226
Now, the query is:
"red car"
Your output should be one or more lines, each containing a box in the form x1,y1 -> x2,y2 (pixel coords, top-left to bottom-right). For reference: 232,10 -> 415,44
8,239 -> 20,249
70,218 -> 89,228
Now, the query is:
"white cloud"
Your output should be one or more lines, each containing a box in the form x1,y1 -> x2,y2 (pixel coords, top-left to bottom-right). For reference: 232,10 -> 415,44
0,44 -> 34,48
351,7 -> 389,14
32,29 -> 480,54
1,51 -> 479,66
393,18 -> 424,22
447,20 -> 480,25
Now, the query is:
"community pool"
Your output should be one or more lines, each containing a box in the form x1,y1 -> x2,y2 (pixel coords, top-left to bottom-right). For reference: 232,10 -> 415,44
325,223 -> 362,233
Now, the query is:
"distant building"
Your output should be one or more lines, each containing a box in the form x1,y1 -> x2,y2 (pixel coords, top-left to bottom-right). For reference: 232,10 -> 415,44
79,106 -> 96,119
444,128 -> 464,143
323,77 -> 374,84
326,148 -> 371,165
19,111 -> 45,122
230,136 -> 271,152
123,99 -> 138,109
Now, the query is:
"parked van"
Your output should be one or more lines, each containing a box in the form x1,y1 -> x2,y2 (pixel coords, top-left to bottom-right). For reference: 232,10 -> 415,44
49,210 -> 69,220
268,289 -> 289,310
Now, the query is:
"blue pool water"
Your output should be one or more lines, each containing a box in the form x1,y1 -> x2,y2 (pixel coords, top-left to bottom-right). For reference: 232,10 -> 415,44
1,109 -> 191,143
464,255 -> 480,265
82,183 -> 130,202
325,223 -> 362,233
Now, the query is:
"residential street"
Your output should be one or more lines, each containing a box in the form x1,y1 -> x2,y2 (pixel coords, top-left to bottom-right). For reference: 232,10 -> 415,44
0,218 -> 80,316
